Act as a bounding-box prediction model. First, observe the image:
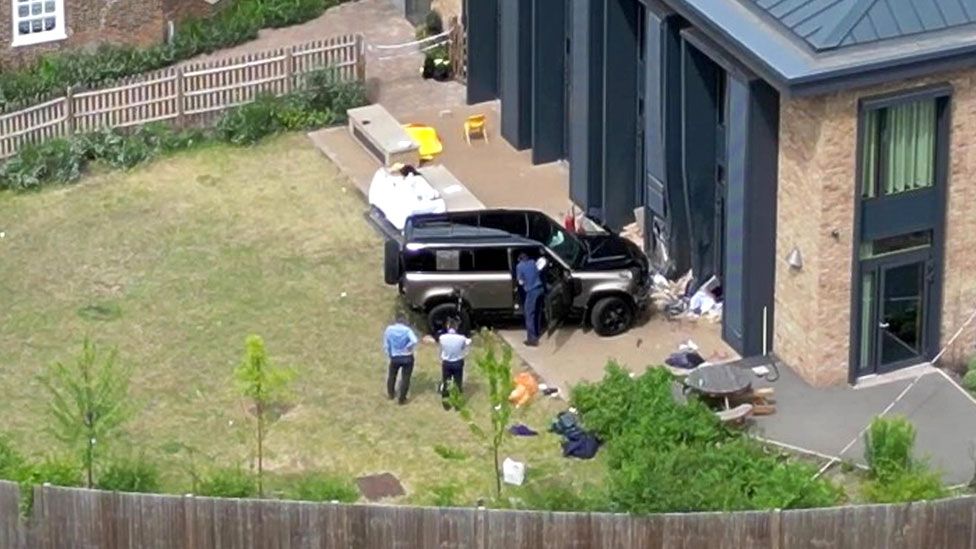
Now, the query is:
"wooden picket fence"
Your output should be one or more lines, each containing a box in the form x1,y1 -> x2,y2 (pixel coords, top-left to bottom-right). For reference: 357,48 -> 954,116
449,17 -> 468,84
0,34 -> 365,160
2,481 -> 976,548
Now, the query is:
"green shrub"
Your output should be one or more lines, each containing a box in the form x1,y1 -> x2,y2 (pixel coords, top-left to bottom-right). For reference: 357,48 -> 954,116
0,138 -> 83,191
285,472 -> 359,503
96,457 -> 162,493
196,467 -> 259,498
862,469 -> 947,503
216,94 -> 284,145
424,10 -> 445,36
0,0 -> 353,112
0,435 -> 24,480
862,416 -> 947,503
421,482 -> 463,507
18,456 -> 82,488
514,479 -> 608,512
962,370 -> 976,392
570,365 -> 842,513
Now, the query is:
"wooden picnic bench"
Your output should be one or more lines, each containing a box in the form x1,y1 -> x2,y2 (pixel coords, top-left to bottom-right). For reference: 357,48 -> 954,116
347,104 -> 419,167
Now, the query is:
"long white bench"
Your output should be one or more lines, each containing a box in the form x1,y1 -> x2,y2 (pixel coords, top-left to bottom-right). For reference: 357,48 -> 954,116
347,104 -> 419,167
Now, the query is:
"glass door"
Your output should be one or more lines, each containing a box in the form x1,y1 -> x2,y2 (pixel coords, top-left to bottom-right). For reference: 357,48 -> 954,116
857,250 -> 931,376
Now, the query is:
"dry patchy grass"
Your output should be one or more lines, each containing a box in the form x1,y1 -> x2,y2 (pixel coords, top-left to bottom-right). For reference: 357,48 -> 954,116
0,134 -> 601,504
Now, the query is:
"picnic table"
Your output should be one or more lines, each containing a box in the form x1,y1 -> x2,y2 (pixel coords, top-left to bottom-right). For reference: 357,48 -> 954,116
684,363 -> 753,410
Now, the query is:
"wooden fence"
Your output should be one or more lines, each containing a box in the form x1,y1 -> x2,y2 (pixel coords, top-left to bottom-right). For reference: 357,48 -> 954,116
0,34 -> 365,160
449,17 -> 468,84
2,481 -> 976,548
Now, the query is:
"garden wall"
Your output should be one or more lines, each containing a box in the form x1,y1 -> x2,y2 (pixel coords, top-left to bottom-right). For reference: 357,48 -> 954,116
0,481 -> 974,548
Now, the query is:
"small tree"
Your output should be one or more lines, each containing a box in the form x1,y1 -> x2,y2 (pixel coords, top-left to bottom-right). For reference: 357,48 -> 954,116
234,335 -> 295,497
40,339 -> 133,488
450,335 -> 514,500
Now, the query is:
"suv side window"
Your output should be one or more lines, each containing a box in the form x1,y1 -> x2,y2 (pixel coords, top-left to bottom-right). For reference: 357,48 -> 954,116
472,248 -> 510,272
404,249 -> 436,271
481,212 -> 528,237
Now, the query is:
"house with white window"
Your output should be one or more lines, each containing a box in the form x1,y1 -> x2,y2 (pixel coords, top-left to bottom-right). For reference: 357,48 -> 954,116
1,0 -> 214,68
464,0 -> 976,386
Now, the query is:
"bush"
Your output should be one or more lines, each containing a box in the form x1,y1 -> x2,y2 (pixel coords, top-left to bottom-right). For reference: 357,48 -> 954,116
0,138 -> 83,191
964,370 -> 976,393
0,0 -> 354,112
0,435 -> 24,480
862,417 -> 947,503
216,94 -> 283,145
195,467 -> 259,498
420,482 -> 463,507
18,456 -> 82,488
285,472 -> 359,503
96,457 -> 162,493
570,365 -> 842,513
514,479 -> 608,512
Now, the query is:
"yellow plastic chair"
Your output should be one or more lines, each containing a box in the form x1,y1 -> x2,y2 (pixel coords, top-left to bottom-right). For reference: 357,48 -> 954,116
403,123 -> 443,162
463,114 -> 489,145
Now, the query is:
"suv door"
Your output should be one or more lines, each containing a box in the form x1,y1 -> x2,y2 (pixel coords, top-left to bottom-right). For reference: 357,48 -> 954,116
509,247 -> 573,336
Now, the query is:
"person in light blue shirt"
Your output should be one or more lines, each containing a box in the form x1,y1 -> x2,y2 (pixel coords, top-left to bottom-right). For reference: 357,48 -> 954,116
383,313 -> 419,404
516,253 -> 544,346
436,318 -> 472,410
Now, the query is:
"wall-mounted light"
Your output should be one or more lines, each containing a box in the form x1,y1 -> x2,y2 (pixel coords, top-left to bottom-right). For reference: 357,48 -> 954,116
787,247 -> 803,270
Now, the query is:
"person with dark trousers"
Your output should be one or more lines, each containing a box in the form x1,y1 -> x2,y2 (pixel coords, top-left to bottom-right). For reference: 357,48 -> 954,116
516,253 -> 544,347
436,318 -> 472,410
383,313 -> 419,404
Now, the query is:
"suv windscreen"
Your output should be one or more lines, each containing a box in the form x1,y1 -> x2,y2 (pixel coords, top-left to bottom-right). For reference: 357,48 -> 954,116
527,213 -> 584,268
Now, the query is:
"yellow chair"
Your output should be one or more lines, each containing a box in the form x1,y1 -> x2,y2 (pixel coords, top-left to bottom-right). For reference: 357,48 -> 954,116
403,123 -> 443,162
463,114 -> 489,145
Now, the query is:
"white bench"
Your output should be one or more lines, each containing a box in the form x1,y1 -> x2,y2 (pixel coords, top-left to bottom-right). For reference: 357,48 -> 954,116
347,104 -> 419,167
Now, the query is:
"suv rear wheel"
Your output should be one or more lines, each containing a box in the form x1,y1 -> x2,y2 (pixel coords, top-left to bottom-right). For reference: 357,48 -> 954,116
427,302 -> 471,335
591,296 -> 633,337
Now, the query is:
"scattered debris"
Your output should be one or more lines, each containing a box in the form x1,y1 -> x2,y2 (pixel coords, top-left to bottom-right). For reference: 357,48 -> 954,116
650,271 -> 723,323
508,424 -> 538,437
502,458 -> 526,486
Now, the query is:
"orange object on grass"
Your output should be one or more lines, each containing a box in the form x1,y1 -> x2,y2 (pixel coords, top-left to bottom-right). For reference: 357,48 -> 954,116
403,123 -> 443,161
508,372 -> 539,408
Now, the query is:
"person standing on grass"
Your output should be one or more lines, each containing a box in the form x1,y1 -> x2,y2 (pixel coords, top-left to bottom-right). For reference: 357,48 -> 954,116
516,252 -> 544,347
436,318 -> 472,410
383,313 -> 419,405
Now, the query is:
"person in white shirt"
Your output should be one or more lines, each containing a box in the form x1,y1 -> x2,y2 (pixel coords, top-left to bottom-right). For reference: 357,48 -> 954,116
437,318 -> 472,410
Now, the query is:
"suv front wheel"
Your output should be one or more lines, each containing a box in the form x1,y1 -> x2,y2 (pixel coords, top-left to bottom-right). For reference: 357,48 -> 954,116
590,296 -> 634,337
427,302 -> 472,335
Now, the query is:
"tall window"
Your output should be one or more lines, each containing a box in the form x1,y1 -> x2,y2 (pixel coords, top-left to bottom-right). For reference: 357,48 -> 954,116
860,98 -> 937,198
11,0 -> 65,47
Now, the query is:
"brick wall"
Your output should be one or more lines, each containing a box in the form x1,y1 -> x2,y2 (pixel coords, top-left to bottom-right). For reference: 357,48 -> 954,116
777,69 -> 976,386
0,0 -> 212,69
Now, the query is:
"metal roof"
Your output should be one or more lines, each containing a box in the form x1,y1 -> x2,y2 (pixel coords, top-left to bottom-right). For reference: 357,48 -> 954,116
750,0 -> 976,51
664,0 -> 976,95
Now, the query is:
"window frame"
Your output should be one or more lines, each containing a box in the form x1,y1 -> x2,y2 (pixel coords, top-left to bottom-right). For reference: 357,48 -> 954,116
857,84 -> 951,200
10,0 -> 66,47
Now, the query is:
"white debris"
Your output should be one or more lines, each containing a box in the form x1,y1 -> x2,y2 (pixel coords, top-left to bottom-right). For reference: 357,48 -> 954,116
502,458 -> 526,486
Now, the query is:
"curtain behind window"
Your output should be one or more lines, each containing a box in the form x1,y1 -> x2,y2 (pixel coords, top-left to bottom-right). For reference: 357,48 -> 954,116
884,100 -> 936,195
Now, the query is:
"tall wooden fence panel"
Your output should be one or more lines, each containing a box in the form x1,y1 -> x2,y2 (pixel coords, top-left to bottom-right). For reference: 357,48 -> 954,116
0,34 -> 364,160
4,482 -> 976,548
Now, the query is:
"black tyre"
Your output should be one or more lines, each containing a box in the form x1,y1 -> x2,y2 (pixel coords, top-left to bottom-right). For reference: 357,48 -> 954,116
590,296 -> 634,337
427,302 -> 471,335
383,239 -> 401,285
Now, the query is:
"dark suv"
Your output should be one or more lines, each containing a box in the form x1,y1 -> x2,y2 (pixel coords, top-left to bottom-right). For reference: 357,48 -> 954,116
372,208 -> 651,336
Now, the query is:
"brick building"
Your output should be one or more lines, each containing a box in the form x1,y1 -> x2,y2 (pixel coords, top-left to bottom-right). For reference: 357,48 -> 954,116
464,0 -> 976,386
1,0 -> 215,67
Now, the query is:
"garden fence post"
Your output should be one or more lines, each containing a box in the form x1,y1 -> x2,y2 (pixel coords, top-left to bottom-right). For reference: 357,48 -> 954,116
355,34 -> 366,82
770,508 -> 782,549
284,49 -> 294,94
176,69 -> 185,128
64,86 -> 75,136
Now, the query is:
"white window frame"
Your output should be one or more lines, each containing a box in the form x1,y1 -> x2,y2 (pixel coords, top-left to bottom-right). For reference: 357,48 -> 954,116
10,0 -> 66,47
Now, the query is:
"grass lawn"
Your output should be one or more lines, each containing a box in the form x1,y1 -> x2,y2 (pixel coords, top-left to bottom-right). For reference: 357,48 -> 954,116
0,133 -> 601,504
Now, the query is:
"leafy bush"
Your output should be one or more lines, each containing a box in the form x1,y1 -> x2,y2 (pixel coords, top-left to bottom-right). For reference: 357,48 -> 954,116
0,138 -> 83,191
18,456 -> 82,488
96,457 -> 162,493
514,479 -> 608,512
570,365 -> 842,513
284,472 -> 359,503
195,467 -> 259,499
0,435 -> 24,480
964,370 -> 976,393
0,0 -> 353,111
862,417 -> 947,503
421,482 -> 463,507
216,94 -> 284,145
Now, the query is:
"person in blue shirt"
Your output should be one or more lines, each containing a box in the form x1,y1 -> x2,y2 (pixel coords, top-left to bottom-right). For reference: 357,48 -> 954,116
516,252 -> 545,347
383,313 -> 419,404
